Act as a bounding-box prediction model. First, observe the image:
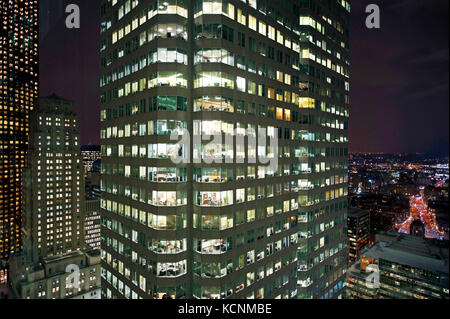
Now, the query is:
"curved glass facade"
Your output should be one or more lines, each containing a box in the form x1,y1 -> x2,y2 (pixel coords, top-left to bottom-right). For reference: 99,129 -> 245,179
101,0 -> 349,299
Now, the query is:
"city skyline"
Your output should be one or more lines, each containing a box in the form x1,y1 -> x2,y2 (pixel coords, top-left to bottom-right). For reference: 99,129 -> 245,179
39,0 -> 449,156
1,0 -> 448,303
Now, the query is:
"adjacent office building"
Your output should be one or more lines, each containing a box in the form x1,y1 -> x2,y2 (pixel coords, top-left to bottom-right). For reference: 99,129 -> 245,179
8,95 -> 101,299
0,0 -> 38,282
100,0 -> 349,299
347,207 -> 370,265
346,232 -> 449,299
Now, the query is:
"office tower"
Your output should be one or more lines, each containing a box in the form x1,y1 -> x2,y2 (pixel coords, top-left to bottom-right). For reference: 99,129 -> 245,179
81,145 -> 102,176
86,199 -> 101,250
346,232 -> 449,299
8,95 -> 101,299
100,0 -> 349,299
24,95 -> 86,261
347,208 -> 370,266
0,0 -> 38,282
82,146 -> 102,203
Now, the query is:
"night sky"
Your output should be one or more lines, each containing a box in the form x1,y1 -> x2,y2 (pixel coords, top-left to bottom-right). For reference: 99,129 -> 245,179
39,0 -> 449,155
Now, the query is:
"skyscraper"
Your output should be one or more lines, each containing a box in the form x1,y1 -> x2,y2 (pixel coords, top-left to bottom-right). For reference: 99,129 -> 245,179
100,0 -> 349,299
81,145 -> 102,176
347,207 -> 370,266
0,0 -> 38,282
8,95 -> 101,299
85,199 -> 101,250
23,95 -> 86,261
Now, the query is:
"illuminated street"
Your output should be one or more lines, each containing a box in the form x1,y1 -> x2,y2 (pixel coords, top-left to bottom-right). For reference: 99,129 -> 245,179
397,188 -> 445,239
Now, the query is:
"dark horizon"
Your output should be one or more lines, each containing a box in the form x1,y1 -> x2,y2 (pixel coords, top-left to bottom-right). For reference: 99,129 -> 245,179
39,0 -> 449,156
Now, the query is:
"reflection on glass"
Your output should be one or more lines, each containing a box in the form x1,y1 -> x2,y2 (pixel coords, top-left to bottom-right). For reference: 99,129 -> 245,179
149,120 -> 187,135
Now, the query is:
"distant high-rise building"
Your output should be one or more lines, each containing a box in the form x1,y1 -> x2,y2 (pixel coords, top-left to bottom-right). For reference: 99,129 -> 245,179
100,0 -> 349,299
81,146 -> 101,201
23,95 -> 85,261
347,207 -> 370,265
81,145 -> 101,175
0,0 -> 38,281
8,95 -> 101,299
346,232 -> 449,299
85,199 -> 101,250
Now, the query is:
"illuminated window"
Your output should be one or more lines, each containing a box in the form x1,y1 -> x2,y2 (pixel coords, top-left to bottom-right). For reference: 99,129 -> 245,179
237,9 -> 246,25
268,26 -> 275,40
258,21 -> 266,35
276,108 -> 283,120
249,15 -> 257,31
277,30 -> 283,44
236,77 -> 246,92
299,98 -> 315,109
